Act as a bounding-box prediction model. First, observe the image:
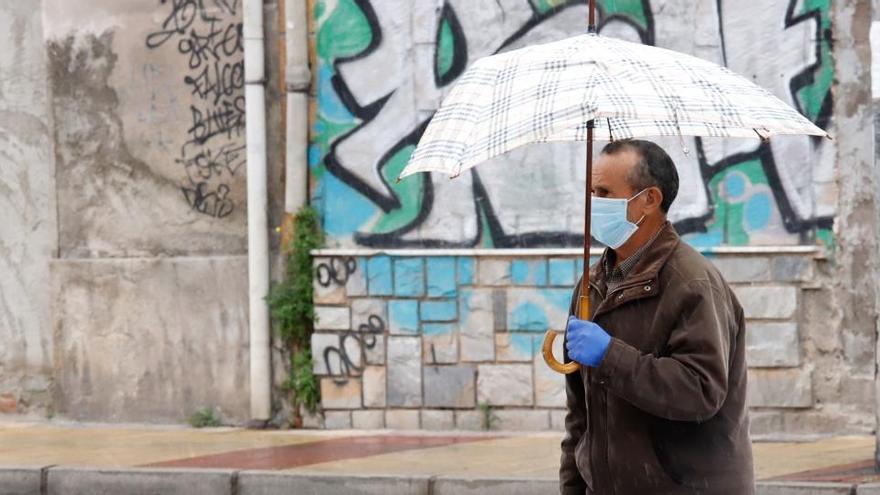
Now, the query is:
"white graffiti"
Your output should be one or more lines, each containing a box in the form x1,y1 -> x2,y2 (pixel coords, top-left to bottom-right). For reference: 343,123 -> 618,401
714,0 -> 834,224
326,0 -> 833,246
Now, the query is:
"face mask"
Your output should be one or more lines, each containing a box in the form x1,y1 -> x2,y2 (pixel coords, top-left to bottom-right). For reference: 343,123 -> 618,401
590,189 -> 647,249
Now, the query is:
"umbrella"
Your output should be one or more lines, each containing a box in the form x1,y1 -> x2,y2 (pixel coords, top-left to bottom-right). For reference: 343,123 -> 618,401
397,1 -> 829,374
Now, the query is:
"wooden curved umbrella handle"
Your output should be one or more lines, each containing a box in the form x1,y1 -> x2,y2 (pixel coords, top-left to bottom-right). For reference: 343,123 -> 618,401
541,295 -> 590,374
542,330 -> 580,374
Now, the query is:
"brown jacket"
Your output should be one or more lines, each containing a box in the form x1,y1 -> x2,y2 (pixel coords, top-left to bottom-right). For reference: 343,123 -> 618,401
560,223 -> 754,494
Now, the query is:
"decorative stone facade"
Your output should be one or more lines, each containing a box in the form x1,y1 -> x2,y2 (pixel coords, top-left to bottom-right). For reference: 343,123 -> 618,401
309,249 -> 871,437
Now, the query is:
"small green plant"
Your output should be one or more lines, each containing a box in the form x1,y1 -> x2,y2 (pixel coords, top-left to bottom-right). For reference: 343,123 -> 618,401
188,407 -> 222,428
478,401 -> 499,431
267,205 -> 324,424
267,206 -> 324,345
284,348 -> 320,414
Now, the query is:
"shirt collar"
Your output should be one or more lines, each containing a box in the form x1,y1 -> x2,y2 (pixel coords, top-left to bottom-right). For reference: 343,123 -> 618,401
603,222 -> 666,282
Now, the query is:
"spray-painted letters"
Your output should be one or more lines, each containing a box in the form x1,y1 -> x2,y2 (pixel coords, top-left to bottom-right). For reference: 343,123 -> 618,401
147,0 -> 245,218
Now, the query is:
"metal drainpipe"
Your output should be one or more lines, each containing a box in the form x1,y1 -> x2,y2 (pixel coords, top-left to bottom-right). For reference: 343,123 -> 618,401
243,0 -> 271,422
285,0 -> 310,213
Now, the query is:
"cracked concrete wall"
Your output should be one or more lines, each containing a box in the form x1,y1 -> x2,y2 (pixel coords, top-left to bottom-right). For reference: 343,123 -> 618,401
823,0 -> 880,440
0,0 -> 57,416
52,258 -> 251,422
37,0 -> 287,423
872,0 -> 880,466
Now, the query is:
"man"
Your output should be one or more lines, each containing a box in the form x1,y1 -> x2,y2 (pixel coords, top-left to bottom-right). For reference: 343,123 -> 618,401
559,140 -> 754,494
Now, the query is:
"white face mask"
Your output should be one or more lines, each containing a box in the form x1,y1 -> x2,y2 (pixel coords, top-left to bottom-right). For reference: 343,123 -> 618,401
590,189 -> 647,249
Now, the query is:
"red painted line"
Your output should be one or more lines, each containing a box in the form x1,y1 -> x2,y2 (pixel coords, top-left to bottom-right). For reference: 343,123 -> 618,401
141,435 -> 496,470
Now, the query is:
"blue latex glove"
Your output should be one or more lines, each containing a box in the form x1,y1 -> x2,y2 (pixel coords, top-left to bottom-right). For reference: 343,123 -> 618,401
565,316 -> 612,367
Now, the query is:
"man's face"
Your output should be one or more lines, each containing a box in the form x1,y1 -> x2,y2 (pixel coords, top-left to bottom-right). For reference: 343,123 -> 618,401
592,149 -> 644,224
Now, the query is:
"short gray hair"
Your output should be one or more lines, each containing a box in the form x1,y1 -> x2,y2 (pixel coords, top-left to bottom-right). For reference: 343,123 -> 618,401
601,139 -> 679,213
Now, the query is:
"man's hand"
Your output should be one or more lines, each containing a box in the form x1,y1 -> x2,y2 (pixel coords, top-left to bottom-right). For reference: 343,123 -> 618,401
565,316 -> 612,367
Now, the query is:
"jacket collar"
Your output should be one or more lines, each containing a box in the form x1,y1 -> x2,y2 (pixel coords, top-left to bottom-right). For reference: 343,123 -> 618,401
587,221 -> 681,316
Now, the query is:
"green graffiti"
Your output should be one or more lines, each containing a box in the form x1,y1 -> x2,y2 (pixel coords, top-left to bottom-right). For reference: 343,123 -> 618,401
531,0 -> 572,14
816,227 -> 835,252
315,0 -> 372,61
700,1 -> 833,247
531,0 -> 649,31
372,146 -> 424,234
478,203 -> 495,248
310,119 -> 357,183
312,0 -> 432,237
311,0 -> 371,183
796,0 -> 832,122
704,159 -> 770,245
437,18 -> 455,80
599,0 -> 649,31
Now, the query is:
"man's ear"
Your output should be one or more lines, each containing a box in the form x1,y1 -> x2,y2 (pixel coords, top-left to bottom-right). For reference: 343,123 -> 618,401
644,186 -> 664,214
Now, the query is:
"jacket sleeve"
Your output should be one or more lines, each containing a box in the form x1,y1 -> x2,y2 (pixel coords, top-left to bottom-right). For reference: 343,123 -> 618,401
560,282 -> 589,494
594,279 -> 733,422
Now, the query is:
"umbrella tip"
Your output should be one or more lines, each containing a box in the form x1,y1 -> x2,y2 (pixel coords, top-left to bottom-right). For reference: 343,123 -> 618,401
395,176 -> 402,184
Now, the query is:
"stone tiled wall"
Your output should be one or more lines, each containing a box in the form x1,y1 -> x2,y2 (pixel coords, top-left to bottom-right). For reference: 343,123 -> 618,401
309,250 -> 873,437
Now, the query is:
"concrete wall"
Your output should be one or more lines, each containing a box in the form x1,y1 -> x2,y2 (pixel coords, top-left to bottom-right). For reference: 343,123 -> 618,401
37,0 -> 260,423
52,258 -> 250,422
0,0 -> 284,424
310,0 -> 836,248
44,0 -> 249,255
31,0 -> 289,424
0,0 -> 57,416
830,0 -> 879,451
870,0 -> 880,467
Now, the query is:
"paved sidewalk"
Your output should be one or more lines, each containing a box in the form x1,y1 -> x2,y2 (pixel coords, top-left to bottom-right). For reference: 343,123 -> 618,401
1,421 -> 878,494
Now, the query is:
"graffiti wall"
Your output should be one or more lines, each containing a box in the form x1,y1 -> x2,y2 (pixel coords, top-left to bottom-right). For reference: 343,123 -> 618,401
310,0 -> 835,248
146,0 -> 246,220
40,0 -> 255,422
45,0 -> 248,257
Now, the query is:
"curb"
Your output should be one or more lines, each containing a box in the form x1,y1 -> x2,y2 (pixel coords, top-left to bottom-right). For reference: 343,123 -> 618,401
238,472 -> 432,495
0,465 -> 46,495
756,481 -> 856,495
47,467 -> 236,495
0,466 -> 866,495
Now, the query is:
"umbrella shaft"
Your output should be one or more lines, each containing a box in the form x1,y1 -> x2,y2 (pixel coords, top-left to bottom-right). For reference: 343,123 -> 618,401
588,0 -> 596,32
583,121 -> 593,312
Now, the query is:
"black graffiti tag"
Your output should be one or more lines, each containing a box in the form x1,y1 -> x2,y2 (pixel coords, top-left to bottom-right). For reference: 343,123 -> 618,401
179,142 -> 246,182
187,97 -> 246,145
182,182 -> 234,218
147,0 -> 244,219
146,0 -> 239,48
323,315 -> 385,384
316,257 -> 358,288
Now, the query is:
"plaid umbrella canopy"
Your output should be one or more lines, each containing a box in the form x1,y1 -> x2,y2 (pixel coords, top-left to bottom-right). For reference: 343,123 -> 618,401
397,5 -> 829,375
